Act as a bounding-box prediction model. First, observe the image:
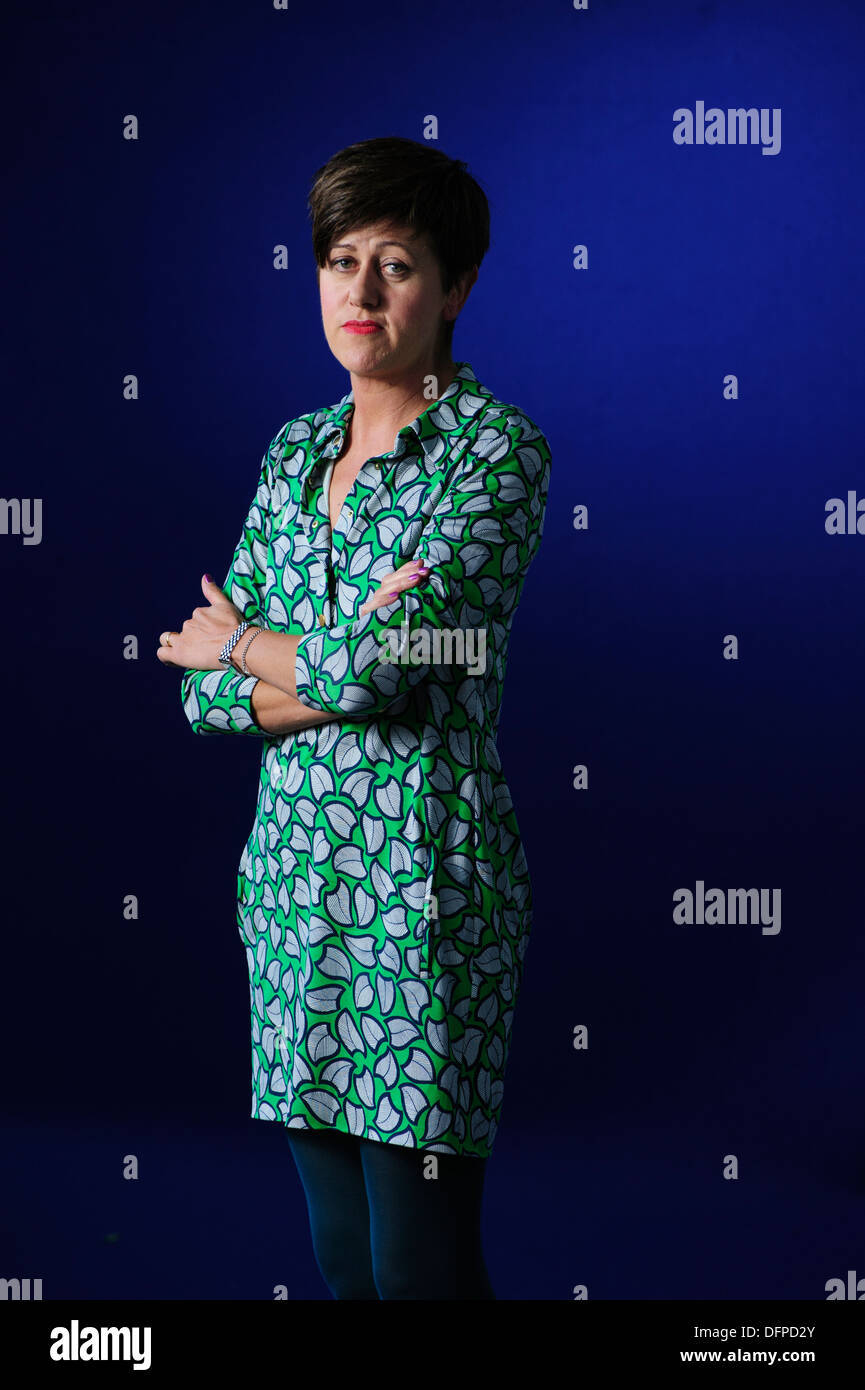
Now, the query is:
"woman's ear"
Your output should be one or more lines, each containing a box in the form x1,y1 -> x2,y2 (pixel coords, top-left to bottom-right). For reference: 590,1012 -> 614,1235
446,265 -> 479,321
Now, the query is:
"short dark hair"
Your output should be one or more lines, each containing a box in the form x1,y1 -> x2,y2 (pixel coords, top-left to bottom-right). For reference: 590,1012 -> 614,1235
307,136 -> 490,355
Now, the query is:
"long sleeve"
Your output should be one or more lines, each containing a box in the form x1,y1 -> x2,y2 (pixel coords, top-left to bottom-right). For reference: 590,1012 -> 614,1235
180,430 -> 281,737
293,410 -> 551,719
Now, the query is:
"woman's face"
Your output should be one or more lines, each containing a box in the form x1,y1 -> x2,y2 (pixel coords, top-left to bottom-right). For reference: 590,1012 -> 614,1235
318,219 -> 465,380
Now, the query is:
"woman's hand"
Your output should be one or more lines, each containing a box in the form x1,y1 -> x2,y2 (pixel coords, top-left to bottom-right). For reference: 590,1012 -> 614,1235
157,574 -> 245,670
158,558 -> 432,669
359,557 -> 432,616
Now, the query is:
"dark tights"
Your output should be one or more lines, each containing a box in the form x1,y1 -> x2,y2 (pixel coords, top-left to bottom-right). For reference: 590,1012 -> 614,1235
286,1126 -> 496,1299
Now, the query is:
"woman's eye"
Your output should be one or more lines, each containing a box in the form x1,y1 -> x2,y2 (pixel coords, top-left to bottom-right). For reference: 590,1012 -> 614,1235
328,258 -> 408,275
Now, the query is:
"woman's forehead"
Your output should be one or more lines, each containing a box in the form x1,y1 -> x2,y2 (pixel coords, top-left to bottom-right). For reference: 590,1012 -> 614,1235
328,222 -> 428,253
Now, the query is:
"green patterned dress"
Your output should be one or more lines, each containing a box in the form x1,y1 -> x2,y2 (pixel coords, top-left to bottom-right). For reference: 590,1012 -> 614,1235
180,361 -> 551,1157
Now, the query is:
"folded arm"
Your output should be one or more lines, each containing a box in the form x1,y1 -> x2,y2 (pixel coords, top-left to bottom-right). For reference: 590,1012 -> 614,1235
181,410 -> 551,733
286,417 -> 552,719
179,424 -> 331,738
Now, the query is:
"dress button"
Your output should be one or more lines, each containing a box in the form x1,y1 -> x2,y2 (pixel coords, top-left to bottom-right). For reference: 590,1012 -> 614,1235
317,613 -> 326,627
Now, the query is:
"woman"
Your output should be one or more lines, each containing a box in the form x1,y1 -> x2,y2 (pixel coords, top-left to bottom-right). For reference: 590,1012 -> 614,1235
157,136 -> 552,1299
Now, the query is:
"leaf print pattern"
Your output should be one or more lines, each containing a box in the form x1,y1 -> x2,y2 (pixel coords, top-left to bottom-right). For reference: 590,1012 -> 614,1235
179,363 -> 551,1157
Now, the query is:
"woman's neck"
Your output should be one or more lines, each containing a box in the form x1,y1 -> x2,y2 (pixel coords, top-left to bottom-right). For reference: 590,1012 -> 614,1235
346,356 -> 457,457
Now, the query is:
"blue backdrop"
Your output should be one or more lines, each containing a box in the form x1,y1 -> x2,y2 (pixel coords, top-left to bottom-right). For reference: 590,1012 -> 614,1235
2,0 -> 863,1301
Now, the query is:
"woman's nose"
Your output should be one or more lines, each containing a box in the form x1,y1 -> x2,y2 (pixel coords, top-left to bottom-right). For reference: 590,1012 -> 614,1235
349,262 -> 381,304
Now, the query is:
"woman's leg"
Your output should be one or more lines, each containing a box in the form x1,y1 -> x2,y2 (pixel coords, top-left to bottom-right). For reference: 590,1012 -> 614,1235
285,1127 -> 379,1299
359,1139 -> 496,1300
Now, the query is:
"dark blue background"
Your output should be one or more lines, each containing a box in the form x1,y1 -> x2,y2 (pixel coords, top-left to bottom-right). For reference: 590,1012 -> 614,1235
2,0 -> 863,1300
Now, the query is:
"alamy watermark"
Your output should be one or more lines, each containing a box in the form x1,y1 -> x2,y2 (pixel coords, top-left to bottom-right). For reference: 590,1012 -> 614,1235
378,621 -> 487,677
674,102 -> 781,156
1,1276 -> 42,1299
49,1321 -> 151,1370
674,881 -> 781,935
0,497 -> 42,544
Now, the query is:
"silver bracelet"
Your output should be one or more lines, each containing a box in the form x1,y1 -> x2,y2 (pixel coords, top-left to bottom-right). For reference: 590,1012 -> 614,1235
238,625 -> 266,675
